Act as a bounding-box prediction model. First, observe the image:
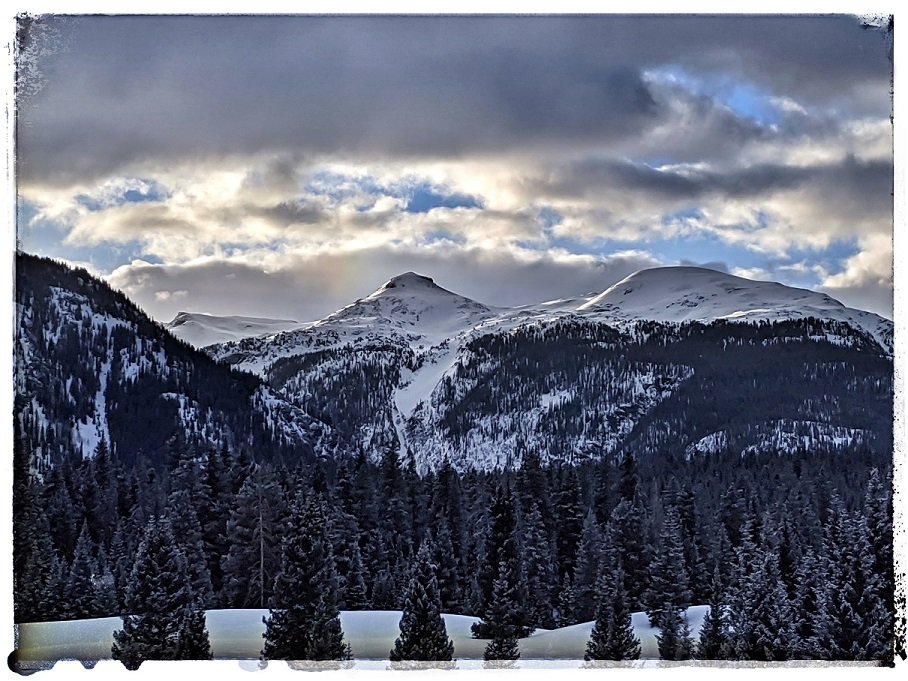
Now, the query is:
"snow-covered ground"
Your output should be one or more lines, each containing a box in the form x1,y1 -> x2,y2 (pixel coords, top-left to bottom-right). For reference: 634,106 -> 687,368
15,606 -> 709,666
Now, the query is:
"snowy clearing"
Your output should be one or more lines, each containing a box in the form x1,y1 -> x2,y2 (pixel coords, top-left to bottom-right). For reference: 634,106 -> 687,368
15,606 -> 709,666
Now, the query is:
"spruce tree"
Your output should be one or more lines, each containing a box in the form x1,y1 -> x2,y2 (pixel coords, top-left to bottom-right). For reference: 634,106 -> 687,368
522,502 -> 556,628
584,567 -> 640,661
727,517 -> 799,661
344,542 -> 369,610
572,510 -> 603,622
696,566 -> 730,660
656,603 -> 694,661
261,494 -> 351,662
472,484 -> 531,638
608,498 -> 650,607
390,542 -> 455,664
820,495 -> 891,661
644,505 -> 692,628
62,522 -> 100,619
111,517 -> 211,669
221,466 -> 282,608
482,563 -> 520,667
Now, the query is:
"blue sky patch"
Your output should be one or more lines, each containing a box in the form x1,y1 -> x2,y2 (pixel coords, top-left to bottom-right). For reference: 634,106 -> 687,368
404,183 -> 482,213
305,171 -> 482,214
75,178 -> 171,212
648,65 -> 785,126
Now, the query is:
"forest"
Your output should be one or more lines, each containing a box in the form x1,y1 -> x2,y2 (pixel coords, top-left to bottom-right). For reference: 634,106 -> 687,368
12,430 -> 896,666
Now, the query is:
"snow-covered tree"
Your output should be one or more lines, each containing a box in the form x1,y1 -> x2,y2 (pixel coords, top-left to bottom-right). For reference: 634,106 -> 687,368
261,494 -> 351,662
644,505 -> 692,628
482,562 -> 520,666
584,567 -> 640,661
390,541 -> 455,663
522,502 -> 556,628
572,510 -> 602,621
656,603 -> 694,661
696,566 -> 730,660
472,484 -> 531,638
111,517 -> 211,669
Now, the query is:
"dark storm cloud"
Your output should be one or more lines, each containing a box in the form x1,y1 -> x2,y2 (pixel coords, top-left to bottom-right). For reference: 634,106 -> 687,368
256,200 -> 327,227
541,155 -> 893,221
16,14 -> 890,186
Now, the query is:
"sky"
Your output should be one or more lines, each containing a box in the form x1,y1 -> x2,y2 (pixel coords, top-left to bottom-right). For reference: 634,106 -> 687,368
13,13 -> 895,322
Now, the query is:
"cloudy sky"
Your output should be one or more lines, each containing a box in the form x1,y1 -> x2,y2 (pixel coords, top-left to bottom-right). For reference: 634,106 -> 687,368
15,14 -> 894,322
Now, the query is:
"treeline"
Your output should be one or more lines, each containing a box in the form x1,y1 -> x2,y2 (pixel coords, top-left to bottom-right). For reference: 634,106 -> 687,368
12,430 -> 896,664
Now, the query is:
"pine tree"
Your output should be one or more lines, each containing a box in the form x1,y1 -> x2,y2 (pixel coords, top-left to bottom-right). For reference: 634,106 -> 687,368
62,522 -> 102,619
555,574 -> 578,627
344,542 -> 369,610
261,494 -> 351,662
221,466 -> 282,609
656,603 -> 694,661
644,505 -> 692,628
482,562 -> 520,667
390,542 -> 455,664
13,431 -> 56,622
553,466 -> 584,579
727,516 -> 799,661
572,510 -> 602,622
607,498 -> 650,607
472,484 -> 531,638
199,444 -> 233,597
111,517 -> 211,669
820,494 -> 891,661
522,502 -> 556,628
584,567 -> 640,661
696,566 -> 730,660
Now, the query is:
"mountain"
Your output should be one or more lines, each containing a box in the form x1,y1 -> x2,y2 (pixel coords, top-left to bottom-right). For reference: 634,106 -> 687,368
577,267 -> 892,352
165,311 -> 304,348
14,253 -> 327,471
201,266 -> 892,471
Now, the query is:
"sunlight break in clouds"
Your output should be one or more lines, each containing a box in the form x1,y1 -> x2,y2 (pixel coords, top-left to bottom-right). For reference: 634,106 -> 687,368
15,15 -> 893,321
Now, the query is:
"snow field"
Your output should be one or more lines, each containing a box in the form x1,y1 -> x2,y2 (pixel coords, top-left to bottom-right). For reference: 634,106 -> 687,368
15,606 -> 709,665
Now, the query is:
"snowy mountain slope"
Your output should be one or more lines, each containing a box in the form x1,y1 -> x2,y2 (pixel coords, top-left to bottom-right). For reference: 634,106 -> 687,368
577,267 -> 892,355
208,272 -> 495,375
14,254 -> 326,470
196,266 -> 892,470
166,311 -> 305,348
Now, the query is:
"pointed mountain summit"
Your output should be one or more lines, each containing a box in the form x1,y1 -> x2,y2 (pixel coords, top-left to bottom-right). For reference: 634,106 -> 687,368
317,271 -> 492,346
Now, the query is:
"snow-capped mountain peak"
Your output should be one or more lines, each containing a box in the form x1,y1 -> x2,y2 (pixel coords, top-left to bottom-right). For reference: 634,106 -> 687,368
165,311 -> 304,348
575,266 -> 890,354
316,271 -> 493,344
366,271 -> 440,297
579,266 -> 841,318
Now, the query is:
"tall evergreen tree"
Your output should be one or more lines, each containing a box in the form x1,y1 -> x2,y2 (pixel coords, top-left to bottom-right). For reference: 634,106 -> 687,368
572,510 -> 602,621
482,562 -> 521,666
261,494 -> 351,662
656,603 -> 694,661
62,522 -> 102,619
472,483 -> 531,638
820,494 -> 891,661
522,502 -> 556,628
111,517 -> 211,669
607,498 -> 650,607
584,567 -> 640,661
644,505 -> 692,628
390,542 -> 455,663
221,466 -> 282,609
696,566 -> 730,660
